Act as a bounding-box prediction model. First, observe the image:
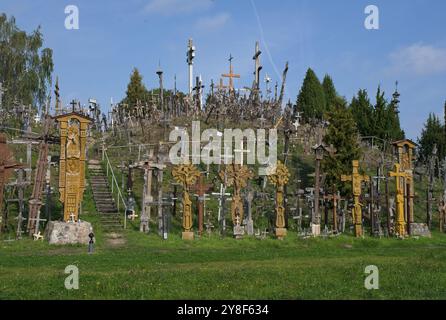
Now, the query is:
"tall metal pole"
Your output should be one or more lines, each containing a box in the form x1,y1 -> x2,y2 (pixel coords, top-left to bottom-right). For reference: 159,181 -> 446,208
187,39 -> 195,96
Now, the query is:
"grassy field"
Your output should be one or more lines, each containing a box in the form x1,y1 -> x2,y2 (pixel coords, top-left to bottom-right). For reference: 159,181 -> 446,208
1,222 -> 446,300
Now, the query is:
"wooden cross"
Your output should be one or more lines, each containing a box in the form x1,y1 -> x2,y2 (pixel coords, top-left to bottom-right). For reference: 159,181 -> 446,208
389,163 -> 412,237
0,134 -> 24,233
222,54 -> 240,91
220,164 -> 253,224
70,100 -> 77,113
191,174 -> 214,236
268,161 -> 290,238
172,164 -> 201,239
341,160 -> 369,237
323,191 -> 342,233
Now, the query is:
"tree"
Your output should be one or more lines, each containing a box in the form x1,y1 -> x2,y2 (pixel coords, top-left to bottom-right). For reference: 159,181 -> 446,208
418,113 -> 445,163
0,14 -> 53,111
296,68 -> 326,123
322,74 -> 337,112
386,88 -> 405,141
350,89 -> 374,137
122,68 -> 149,107
322,97 -> 362,193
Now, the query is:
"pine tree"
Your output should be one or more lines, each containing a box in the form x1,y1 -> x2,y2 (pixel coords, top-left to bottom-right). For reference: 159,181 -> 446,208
372,86 -> 386,140
123,68 -> 149,107
296,68 -> 326,123
350,89 -> 374,137
323,97 -> 362,193
386,87 -> 405,140
418,113 -> 445,163
322,74 -> 337,112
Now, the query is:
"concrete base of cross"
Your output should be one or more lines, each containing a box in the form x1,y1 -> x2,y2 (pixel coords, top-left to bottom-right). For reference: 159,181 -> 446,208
182,231 -> 194,240
275,228 -> 287,240
311,224 -> 321,237
45,221 -> 93,245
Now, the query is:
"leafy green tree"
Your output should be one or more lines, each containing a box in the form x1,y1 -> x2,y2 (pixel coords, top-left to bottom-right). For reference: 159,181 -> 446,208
350,89 -> 374,137
418,113 -> 445,163
0,14 -> 53,111
122,68 -> 149,107
296,68 -> 326,123
322,97 -> 361,193
322,74 -> 337,111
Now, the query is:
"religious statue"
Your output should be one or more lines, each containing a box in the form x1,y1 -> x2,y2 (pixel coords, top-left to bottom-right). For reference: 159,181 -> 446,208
55,113 -> 91,222
389,163 -> 412,237
268,161 -> 290,239
172,164 -> 200,240
341,160 -> 369,237
219,164 -> 254,225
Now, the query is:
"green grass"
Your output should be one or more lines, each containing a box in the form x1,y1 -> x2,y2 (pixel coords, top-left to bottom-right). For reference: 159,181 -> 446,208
1,228 -> 446,300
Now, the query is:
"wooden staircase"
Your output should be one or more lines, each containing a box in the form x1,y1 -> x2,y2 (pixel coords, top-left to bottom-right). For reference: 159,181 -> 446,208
88,160 -> 123,231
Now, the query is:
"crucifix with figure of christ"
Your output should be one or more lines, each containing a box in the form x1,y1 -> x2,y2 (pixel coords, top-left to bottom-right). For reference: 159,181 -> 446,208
222,54 -> 240,91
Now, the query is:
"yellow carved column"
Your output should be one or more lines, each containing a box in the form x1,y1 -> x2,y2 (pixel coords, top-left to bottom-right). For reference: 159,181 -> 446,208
219,164 -> 253,225
173,164 -> 200,240
389,163 -> 411,237
268,161 -> 290,239
55,113 -> 91,222
341,160 -> 369,237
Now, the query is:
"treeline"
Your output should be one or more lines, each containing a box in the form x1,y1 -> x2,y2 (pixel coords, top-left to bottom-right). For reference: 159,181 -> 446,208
296,68 -> 405,143
418,108 -> 446,163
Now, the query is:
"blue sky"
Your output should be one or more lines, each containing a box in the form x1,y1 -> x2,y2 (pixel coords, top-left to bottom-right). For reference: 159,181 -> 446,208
1,0 -> 445,139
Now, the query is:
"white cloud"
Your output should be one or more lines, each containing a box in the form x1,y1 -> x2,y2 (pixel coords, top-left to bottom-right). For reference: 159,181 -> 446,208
195,13 -> 230,31
144,0 -> 213,16
388,43 -> 446,76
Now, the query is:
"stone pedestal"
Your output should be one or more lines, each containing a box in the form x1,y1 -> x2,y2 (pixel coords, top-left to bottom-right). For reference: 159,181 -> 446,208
311,223 -> 321,236
409,223 -> 431,238
233,225 -> 245,240
246,219 -> 254,236
275,228 -> 287,240
182,231 -> 194,240
45,221 -> 93,245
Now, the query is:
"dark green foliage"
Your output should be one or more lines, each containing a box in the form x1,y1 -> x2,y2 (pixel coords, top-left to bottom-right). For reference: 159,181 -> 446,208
350,89 -> 374,137
323,98 -> 361,193
349,86 -> 405,143
122,68 -> 149,107
322,74 -> 337,112
0,14 -> 54,110
297,68 -> 326,122
418,113 -> 446,163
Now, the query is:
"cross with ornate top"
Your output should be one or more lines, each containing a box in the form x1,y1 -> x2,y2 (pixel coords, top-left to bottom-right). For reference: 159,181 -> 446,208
268,161 -> 290,239
172,164 -> 201,240
389,163 -> 412,237
219,164 -> 253,225
341,160 -> 369,237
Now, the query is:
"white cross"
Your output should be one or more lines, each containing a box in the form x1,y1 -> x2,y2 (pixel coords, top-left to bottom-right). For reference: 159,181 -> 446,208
33,231 -> 43,241
233,141 -> 251,166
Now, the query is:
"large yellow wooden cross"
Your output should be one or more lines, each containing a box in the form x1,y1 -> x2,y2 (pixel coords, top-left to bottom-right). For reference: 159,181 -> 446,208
341,160 -> 369,237
389,163 -> 412,237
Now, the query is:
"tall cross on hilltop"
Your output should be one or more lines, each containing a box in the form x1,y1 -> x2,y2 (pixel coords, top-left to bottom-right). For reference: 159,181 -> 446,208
222,54 -> 240,91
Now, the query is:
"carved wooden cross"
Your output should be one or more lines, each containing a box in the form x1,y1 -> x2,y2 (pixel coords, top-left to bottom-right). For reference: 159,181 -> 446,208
341,160 -> 369,237
268,161 -> 290,237
389,163 -> 412,237
191,174 -> 214,236
172,164 -> 201,236
323,191 -> 342,233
